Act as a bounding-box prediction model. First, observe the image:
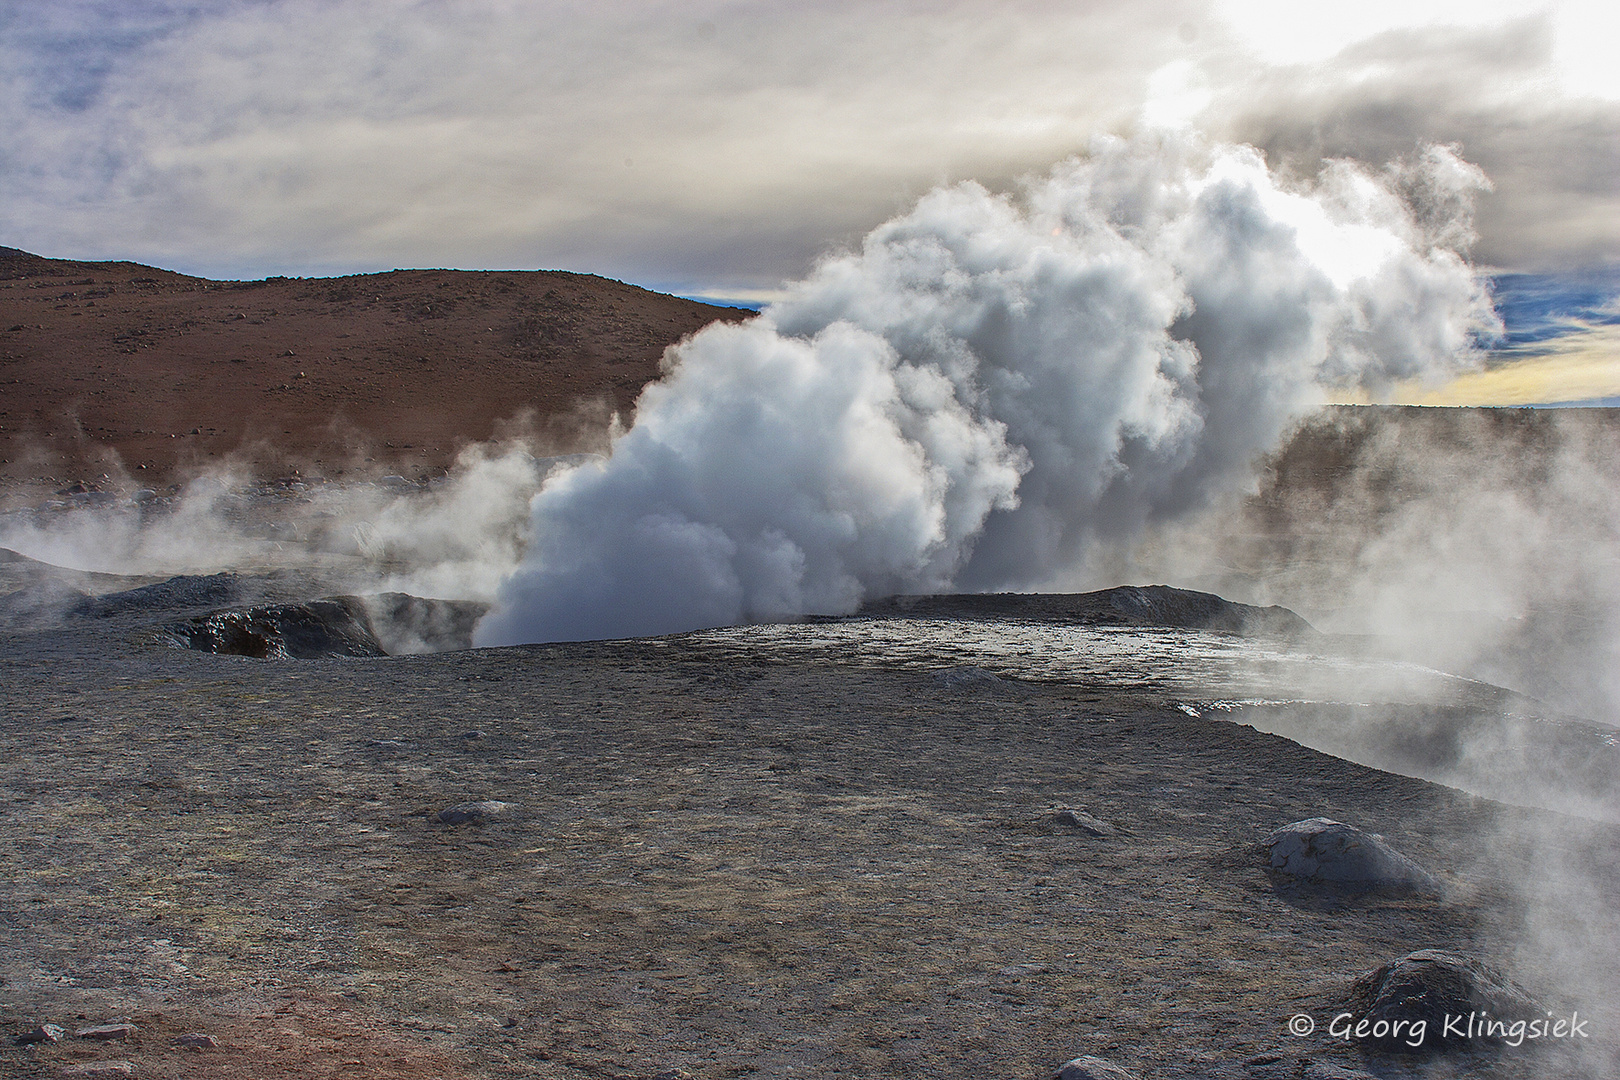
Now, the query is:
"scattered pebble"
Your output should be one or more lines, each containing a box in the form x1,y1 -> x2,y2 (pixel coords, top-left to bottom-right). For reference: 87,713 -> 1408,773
1303,1062 -> 1380,1079
75,1023 -> 137,1041
172,1032 -> 218,1048
435,800 -> 515,825
1052,808 -> 1115,837
650,1070 -> 695,1080
1051,1055 -> 1140,1080
930,666 -> 1003,690
15,1023 -> 65,1045
60,1063 -> 136,1078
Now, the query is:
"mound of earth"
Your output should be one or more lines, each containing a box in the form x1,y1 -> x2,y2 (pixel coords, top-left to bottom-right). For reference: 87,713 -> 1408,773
161,590 -> 491,659
361,592 -> 490,654
861,585 -> 1315,638
74,572 -> 242,617
162,596 -> 387,659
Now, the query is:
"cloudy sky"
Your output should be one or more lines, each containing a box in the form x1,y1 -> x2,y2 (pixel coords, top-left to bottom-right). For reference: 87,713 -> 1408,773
2,0 -> 1616,403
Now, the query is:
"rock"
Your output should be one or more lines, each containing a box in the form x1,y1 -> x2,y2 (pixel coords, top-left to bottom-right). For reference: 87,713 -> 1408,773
1344,949 -> 1541,1053
15,1022 -> 65,1045
1053,808 -> 1115,837
650,1070 -> 695,1080
1302,1063 -> 1380,1079
366,739 -> 416,750
60,1063 -> 136,1077
436,800 -> 515,825
75,1023 -> 138,1041
173,1032 -> 218,1048
1052,1055 -> 1141,1080
1261,818 -> 1437,892
1237,1053 -> 1299,1080
931,666 -> 1002,689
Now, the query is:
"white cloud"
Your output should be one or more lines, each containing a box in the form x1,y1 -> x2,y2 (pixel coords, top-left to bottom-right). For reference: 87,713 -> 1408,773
0,0 -> 1614,296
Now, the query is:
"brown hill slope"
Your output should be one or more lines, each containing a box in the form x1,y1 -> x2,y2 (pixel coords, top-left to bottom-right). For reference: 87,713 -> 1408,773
0,247 -> 751,485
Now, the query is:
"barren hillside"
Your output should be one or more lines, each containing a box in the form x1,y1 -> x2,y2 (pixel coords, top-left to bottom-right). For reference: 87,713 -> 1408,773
0,247 -> 751,486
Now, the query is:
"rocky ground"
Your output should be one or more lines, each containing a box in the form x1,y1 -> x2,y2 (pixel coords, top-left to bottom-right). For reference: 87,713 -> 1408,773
3,560 -> 1617,1080
4,245 -> 1618,1079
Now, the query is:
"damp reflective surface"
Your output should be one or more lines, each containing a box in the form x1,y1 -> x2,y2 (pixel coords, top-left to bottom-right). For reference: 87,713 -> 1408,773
692,617 -> 1481,709
690,616 -> 1620,820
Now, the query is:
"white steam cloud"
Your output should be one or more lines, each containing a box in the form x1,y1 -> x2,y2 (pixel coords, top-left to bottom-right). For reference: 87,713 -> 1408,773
476,135 -> 1497,645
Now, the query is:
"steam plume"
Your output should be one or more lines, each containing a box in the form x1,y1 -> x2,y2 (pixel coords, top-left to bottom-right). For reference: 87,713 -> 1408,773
477,135 -> 1497,645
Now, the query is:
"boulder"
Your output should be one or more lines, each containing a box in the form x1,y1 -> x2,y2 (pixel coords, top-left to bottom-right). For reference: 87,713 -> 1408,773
1344,949 -> 1541,1053
1051,1056 -> 1140,1080
1262,818 -> 1437,893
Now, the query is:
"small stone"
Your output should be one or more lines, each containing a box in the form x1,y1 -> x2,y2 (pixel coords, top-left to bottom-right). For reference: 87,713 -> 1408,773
1053,808 -> 1115,837
931,666 -> 1002,690
1052,1056 -> 1141,1080
460,730 -> 485,739
366,739 -> 415,750
15,1023 -> 66,1045
435,800 -> 514,825
173,1032 -> 218,1048
60,1064 -> 136,1078
650,1070 -> 695,1080
1303,1063 -> 1380,1080
75,1023 -> 138,1041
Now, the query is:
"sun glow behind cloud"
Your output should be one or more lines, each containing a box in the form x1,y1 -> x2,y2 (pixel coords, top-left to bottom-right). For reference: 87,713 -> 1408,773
1340,325 -> 1620,407
1216,0 -> 1620,99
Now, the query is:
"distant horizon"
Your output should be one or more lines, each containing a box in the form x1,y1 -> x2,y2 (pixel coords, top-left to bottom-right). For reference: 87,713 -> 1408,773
6,240 -> 1611,410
